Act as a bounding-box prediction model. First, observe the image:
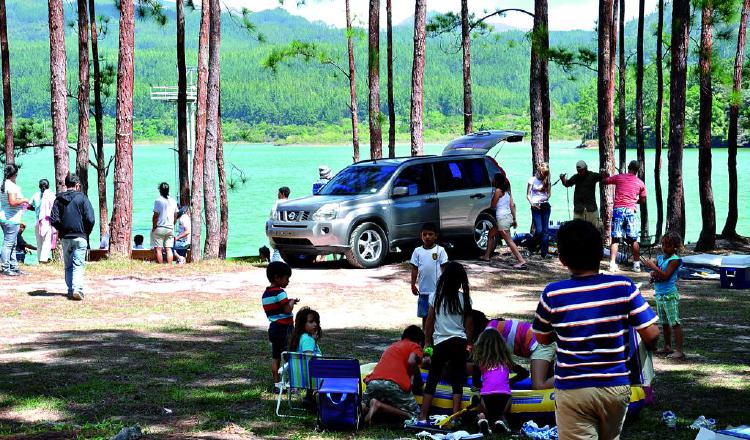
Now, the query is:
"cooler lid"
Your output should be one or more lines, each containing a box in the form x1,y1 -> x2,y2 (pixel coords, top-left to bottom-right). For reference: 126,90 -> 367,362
720,255 -> 750,268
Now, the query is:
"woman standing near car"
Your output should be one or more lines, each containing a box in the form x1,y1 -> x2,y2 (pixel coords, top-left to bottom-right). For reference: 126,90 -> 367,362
526,162 -> 551,259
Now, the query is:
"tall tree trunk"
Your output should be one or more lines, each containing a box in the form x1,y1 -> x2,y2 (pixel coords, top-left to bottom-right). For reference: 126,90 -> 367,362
89,0 -> 107,239
176,0 -> 189,205
203,0 -> 221,259
386,0 -> 395,158
654,0 -> 665,240
599,0 -> 616,242
461,0 -> 472,135
617,0 -> 626,172
636,0 -> 648,237
667,0 -> 689,238
217,103 -> 228,259
345,0 -> 360,163
368,0 -> 382,159
48,0 -> 69,193
530,0 -> 550,171
410,0 -> 426,157
76,0 -> 90,196
0,0 -> 12,163
190,0 -> 210,262
723,0 -> 749,240
696,1 -> 716,251
109,0 -> 135,256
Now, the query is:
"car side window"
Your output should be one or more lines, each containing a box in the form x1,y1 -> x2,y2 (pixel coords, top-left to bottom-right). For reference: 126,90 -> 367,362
392,164 -> 435,196
434,159 -> 489,192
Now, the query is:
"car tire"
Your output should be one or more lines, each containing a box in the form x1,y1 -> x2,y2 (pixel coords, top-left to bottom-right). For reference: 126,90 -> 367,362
278,252 -> 315,267
344,222 -> 388,269
473,212 -> 497,254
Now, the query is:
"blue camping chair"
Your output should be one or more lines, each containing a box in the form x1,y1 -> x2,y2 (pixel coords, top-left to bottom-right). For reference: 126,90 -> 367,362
309,357 -> 362,431
276,351 -> 320,418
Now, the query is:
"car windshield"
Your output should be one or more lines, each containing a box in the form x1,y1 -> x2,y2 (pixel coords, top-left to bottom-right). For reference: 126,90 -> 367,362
318,164 -> 399,195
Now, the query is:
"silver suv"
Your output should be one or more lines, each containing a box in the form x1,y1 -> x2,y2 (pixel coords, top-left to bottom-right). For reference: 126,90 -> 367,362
266,130 -> 524,268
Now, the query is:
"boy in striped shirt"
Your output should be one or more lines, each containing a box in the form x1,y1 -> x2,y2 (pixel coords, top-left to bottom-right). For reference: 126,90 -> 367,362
532,220 -> 659,440
262,261 -> 299,388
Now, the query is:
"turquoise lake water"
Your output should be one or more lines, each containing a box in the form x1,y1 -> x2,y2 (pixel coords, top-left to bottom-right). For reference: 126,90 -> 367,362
10,141 -> 750,260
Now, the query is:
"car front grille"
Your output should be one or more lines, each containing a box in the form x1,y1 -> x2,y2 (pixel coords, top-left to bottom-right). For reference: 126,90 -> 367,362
278,210 -> 310,222
273,238 -> 313,246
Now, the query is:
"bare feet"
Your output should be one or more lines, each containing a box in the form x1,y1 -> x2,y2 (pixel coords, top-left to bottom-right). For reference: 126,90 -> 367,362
364,399 -> 379,425
512,262 -> 528,270
667,351 -> 685,360
479,256 -> 490,262
655,347 -> 674,355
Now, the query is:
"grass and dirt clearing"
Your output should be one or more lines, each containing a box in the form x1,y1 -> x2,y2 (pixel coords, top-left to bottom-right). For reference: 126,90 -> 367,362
0,253 -> 748,439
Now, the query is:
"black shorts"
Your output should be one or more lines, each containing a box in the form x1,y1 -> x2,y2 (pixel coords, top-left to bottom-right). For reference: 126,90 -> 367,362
482,393 -> 511,424
268,321 -> 292,360
425,337 -> 468,395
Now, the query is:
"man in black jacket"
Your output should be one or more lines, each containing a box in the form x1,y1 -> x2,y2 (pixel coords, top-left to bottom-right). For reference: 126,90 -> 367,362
50,174 -> 95,300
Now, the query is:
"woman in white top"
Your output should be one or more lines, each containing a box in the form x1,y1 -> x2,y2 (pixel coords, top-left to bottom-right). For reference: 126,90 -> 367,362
481,173 -> 527,268
526,162 -> 551,258
29,178 -> 57,263
0,164 -> 29,275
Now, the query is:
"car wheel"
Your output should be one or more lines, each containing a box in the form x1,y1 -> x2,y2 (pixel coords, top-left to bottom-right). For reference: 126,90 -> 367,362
344,222 -> 388,269
278,252 -> 315,267
473,212 -> 497,253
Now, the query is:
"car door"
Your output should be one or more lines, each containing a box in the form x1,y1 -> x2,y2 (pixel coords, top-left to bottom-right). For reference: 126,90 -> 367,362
390,163 -> 439,244
434,158 -> 492,237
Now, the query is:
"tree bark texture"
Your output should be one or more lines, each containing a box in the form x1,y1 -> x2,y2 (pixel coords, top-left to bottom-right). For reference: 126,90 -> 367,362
89,0 -> 108,239
617,0 -> 626,173
386,0 -> 395,158
203,0 -> 221,259
109,0 -> 135,255
696,2 -> 716,251
723,0 -> 749,239
0,0 -> 12,163
530,0 -> 550,171
667,0 -> 689,238
598,0 -> 616,243
410,0 -> 426,157
461,0 -> 472,135
76,0 -> 90,196
345,0 -> 360,163
217,103 -> 228,259
176,0 -> 190,205
654,0 -> 665,240
190,1 -> 210,262
368,0 -> 382,159
48,0 -> 69,193
636,0 -> 648,237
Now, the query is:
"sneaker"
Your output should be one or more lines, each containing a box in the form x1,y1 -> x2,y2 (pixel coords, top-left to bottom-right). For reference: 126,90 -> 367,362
478,419 -> 491,436
11,270 -> 26,276
1,270 -> 19,277
632,262 -> 641,273
70,291 -> 84,301
494,419 -> 511,434
609,262 -> 619,272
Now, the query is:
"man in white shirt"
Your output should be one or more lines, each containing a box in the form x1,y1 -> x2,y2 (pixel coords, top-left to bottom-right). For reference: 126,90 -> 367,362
152,182 -> 179,264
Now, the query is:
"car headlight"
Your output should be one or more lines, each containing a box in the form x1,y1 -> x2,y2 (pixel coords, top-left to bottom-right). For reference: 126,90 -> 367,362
312,203 -> 339,221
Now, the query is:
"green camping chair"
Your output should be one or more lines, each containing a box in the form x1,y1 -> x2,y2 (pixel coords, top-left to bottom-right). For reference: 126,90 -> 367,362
276,351 -> 320,417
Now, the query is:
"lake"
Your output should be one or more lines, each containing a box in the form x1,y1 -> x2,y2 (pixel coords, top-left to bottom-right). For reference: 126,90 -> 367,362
10,141 -> 750,261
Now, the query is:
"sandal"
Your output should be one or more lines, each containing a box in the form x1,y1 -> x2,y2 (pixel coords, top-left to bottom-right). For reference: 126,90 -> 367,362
655,348 -> 674,355
513,263 -> 528,270
666,352 -> 686,360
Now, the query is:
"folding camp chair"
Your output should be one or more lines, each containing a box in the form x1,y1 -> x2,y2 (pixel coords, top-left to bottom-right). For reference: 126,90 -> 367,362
276,351 -> 319,418
622,233 -> 657,263
309,357 -> 362,431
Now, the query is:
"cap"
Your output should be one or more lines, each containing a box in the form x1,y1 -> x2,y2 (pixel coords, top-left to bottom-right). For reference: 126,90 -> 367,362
576,160 -> 588,169
318,165 -> 332,179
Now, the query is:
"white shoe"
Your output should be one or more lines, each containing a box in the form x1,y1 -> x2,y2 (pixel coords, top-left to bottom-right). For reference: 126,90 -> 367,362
632,262 -> 641,273
609,262 -> 619,272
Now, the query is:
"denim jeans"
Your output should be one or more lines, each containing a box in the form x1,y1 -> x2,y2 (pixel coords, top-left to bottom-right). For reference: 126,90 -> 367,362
1,222 -> 20,272
530,202 -> 551,257
62,237 -> 88,295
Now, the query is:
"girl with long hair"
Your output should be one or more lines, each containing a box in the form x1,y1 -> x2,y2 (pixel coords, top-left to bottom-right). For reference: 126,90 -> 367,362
481,173 -> 527,269
526,162 -> 552,258
0,164 -> 29,275
290,306 -> 322,355
30,179 -> 57,263
417,262 -> 474,425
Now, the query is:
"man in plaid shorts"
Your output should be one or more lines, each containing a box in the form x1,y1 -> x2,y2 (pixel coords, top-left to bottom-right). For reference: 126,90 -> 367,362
603,161 -> 647,273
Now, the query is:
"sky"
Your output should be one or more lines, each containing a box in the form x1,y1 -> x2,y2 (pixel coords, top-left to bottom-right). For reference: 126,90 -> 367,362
215,0 -> 659,32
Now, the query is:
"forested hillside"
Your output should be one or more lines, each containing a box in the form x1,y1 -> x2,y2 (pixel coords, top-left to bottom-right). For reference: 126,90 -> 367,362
1,0 -> 748,145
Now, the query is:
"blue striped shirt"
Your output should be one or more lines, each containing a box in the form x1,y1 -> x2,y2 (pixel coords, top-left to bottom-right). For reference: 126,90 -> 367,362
532,274 -> 658,390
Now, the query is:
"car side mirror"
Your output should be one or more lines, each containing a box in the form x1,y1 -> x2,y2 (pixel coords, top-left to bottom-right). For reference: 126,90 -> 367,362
392,186 -> 409,198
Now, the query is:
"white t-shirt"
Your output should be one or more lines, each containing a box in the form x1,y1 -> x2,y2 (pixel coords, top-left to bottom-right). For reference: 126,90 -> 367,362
495,191 -> 512,218
410,244 -> 448,296
175,213 -> 191,246
0,180 -> 24,224
528,176 -> 550,204
153,196 -> 178,228
429,289 -> 470,345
